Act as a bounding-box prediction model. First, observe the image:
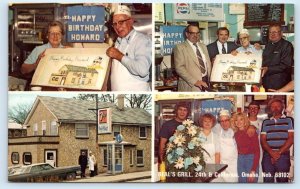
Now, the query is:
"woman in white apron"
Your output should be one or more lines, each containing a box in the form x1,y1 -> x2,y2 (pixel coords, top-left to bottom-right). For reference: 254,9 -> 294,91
199,113 -> 220,164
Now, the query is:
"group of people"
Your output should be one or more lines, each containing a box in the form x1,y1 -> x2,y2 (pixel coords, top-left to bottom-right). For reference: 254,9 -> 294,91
78,151 -> 98,178
174,24 -> 294,92
158,98 -> 294,183
21,5 -> 151,91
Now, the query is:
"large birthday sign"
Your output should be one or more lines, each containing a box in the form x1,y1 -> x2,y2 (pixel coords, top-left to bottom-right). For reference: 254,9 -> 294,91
66,6 -> 105,42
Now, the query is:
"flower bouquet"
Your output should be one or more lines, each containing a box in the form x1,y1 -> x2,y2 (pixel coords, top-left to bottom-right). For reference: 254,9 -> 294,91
165,119 -> 208,182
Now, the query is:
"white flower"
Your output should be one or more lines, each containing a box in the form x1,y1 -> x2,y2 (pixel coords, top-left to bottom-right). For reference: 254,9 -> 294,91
166,143 -> 174,153
174,157 -> 184,169
187,126 -> 197,136
173,134 -> 186,147
193,157 -> 200,165
183,119 -> 194,126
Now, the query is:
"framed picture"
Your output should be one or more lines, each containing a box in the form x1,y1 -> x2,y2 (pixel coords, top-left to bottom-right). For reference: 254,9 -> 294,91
31,47 -> 110,90
210,54 -> 262,84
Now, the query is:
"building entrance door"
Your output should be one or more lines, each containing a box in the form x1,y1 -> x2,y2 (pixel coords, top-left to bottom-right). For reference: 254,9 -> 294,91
107,144 -> 123,174
45,150 -> 57,167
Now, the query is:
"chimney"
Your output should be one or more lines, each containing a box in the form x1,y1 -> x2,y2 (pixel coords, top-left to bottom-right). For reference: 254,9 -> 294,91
117,94 -> 125,110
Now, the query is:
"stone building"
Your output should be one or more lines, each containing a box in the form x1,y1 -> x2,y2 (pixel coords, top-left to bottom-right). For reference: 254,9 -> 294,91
8,95 -> 152,174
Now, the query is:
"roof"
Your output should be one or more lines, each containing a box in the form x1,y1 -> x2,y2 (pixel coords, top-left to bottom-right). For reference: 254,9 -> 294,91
24,96 -> 151,126
8,121 -> 26,129
228,66 -> 254,72
63,65 -> 98,73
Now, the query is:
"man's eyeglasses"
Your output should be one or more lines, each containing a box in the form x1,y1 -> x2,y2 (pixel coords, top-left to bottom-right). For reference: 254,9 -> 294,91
112,18 -> 131,28
219,119 -> 230,123
269,31 -> 281,34
239,37 -> 249,41
188,31 -> 200,36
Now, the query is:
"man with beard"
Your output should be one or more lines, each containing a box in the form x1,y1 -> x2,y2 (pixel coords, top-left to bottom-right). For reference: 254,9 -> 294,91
261,98 -> 294,182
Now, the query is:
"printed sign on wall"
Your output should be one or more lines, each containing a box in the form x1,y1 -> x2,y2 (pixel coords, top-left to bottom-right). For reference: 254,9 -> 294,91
173,3 -> 224,21
161,25 -> 185,55
200,100 -> 232,117
98,108 -> 112,134
66,6 -> 105,42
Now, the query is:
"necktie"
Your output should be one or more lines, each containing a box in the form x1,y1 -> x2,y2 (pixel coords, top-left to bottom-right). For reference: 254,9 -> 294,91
193,43 -> 206,74
222,43 -> 226,54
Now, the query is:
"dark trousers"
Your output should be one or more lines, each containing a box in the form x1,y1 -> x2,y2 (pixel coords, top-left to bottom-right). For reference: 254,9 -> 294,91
262,152 -> 291,183
81,166 -> 86,178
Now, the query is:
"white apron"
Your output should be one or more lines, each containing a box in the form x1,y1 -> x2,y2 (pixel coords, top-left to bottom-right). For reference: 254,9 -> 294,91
202,132 -> 216,164
219,129 -> 238,182
111,31 -> 150,91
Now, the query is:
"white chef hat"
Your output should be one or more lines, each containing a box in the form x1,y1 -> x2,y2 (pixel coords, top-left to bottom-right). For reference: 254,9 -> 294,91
239,28 -> 249,36
114,5 -> 131,17
219,109 -> 230,117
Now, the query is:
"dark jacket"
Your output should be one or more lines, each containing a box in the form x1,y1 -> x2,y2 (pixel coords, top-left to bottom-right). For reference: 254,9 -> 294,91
78,155 -> 88,167
262,38 -> 294,90
207,40 -> 239,62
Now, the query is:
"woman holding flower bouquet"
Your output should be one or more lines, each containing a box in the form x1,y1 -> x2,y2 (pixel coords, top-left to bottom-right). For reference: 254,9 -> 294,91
232,112 -> 260,183
199,113 -> 220,164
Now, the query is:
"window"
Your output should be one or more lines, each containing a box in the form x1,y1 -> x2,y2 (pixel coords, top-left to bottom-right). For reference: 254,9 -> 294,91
33,123 -> 38,136
23,152 -> 32,165
103,149 -> 107,166
11,152 -> 19,164
113,125 -> 121,137
42,120 -> 46,136
75,123 -> 89,138
136,150 -> 144,166
50,121 -> 58,136
139,127 -> 147,138
130,149 -> 134,166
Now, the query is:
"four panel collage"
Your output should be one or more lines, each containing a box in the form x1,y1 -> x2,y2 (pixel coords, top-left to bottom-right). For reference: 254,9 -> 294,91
8,2 -> 294,184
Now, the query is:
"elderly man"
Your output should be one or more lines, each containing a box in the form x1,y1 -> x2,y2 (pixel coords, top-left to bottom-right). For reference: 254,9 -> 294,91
213,110 -> 238,182
261,24 -> 294,91
261,98 -> 294,183
231,29 -> 262,55
106,5 -> 152,91
174,23 -> 212,91
207,27 -> 238,64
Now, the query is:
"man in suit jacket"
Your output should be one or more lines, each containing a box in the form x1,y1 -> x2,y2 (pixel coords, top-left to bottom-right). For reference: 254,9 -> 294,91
174,24 -> 212,91
262,24 -> 294,91
207,27 -> 239,64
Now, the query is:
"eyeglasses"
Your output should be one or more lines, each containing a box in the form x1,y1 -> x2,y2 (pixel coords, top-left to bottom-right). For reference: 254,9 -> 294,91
188,31 -> 200,36
48,32 -> 62,37
239,37 -> 249,41
219,119 -> 230,123
112,18 -> 131,28
269,31 -> 281,34
249,107 -> 259,110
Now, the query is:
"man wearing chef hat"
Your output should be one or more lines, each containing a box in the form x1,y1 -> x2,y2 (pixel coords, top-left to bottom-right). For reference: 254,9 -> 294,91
106,4 -> 152,91
213,109 -> 239,182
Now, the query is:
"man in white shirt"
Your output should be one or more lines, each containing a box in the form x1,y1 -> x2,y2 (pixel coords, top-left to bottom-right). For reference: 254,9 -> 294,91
106,5 -> 152,91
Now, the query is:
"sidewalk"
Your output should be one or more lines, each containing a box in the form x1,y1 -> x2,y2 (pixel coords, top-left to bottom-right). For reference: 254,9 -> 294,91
68,171 -> 151,183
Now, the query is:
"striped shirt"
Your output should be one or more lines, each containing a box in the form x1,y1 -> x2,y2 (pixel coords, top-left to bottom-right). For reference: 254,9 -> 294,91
261,115 -> 294,150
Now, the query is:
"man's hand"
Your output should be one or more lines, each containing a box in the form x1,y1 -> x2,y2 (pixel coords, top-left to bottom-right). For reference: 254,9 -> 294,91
254,43 -> 262,50
231,50 -> 238,56
261,67 -> 269,77
106,47 -> 124,61
194,80 -> 208,90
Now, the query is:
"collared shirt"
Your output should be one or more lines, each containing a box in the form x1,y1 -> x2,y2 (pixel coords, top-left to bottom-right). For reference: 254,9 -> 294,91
111,29 -> 151,91
217,41 -> 228,54
236,44 -> 263,55
261,114 -> 294,150
24,42 -> 64,64
186,39 -> 208,76
114,29 -> 152,79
